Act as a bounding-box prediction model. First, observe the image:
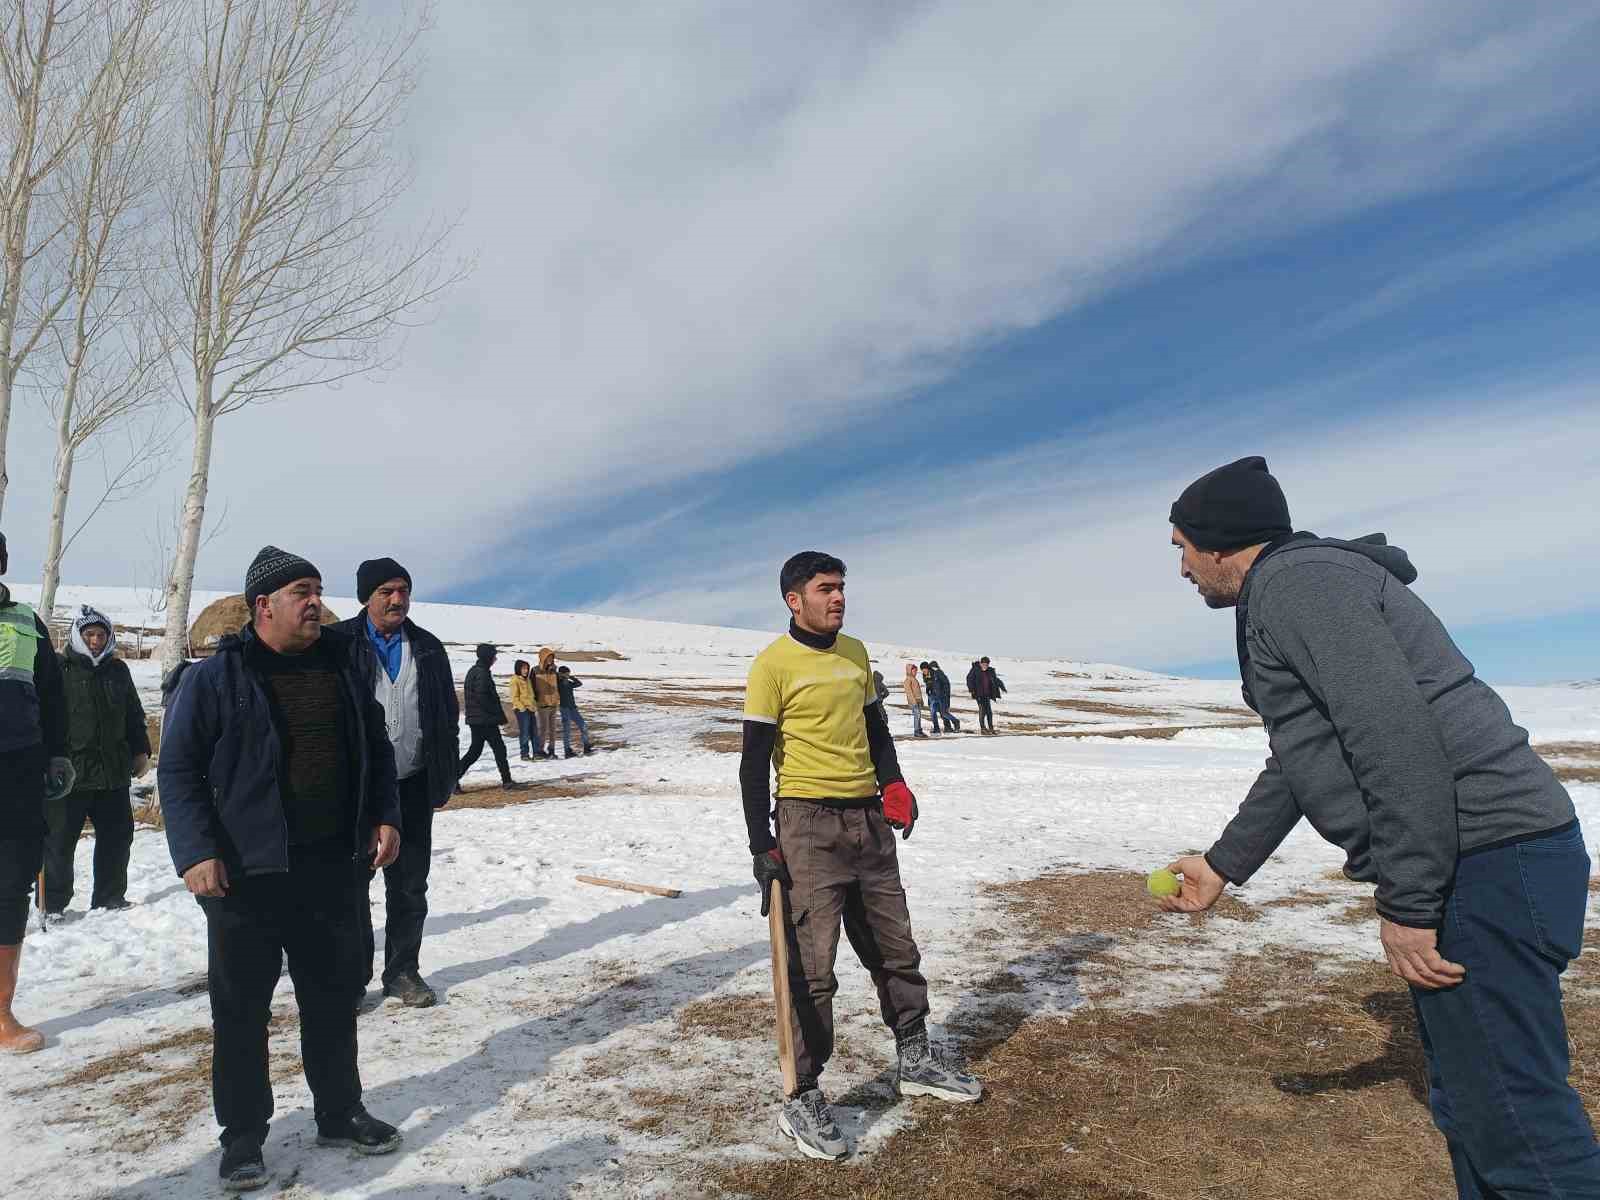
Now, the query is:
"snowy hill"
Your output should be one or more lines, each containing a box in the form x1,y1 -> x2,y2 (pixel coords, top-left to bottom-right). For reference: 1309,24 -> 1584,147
2,586 -> 1595,1198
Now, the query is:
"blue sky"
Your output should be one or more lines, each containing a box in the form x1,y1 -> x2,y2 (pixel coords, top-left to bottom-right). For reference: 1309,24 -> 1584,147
5,3 -> 1597,683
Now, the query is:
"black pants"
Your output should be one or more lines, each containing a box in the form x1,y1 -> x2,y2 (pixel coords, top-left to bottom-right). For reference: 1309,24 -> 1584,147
0,745 -> 46,944
457,723 -> 510,783
41,786 -> 134,912
976,698 -> 994,733
198,842 -> 366,1147
361,772 -> 434,987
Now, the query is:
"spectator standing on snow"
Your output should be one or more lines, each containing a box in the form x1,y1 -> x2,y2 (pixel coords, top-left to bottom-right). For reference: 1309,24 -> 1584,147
871,669 -> 890,707
0,530 -> 71,1055
929,661 -> 959,732
1159,457 -> 1598,1195
555,666 -> 594,757
509,659 -> 537,760
42,605 -> 149,916
338,558 -> 460,1009
532,648 -> 561,759
159,546 -> 405,1189
742,551 -> 980,1162
458,643 -> 515,789
902,663 -> 927,739
919,662 -> 942,737
973,657 -> 1006,736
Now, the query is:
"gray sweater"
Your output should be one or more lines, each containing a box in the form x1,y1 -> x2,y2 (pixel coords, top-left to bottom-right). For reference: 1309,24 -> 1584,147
1206,535 -> 1574,928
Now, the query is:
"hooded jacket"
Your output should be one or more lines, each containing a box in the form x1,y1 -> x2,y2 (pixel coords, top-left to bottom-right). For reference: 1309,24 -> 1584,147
532,647 -> 560,709
335,614 -> 459,809
903,667 -> 923,707
509,671 -> 535,712
158,622 -> 401,878
1206,534 -> 1575,928
61,606 -> 149,791
0,583 -> 66,758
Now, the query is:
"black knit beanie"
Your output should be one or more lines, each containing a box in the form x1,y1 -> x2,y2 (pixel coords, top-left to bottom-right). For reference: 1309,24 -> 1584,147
244,545 -> 321,607
1169,456 -> 1291,551
357,556 -> 411,603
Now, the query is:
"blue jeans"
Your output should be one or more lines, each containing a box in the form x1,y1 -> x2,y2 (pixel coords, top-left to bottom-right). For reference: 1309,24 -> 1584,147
515,710 -> 535,757
910,703 -> 924,736
560,707 -> 590,754
1413,821 -> 1600,1198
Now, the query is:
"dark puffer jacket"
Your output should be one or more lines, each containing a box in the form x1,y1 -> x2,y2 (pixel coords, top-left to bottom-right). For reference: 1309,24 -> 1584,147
62,646 -> 149,791
463,657 -> 506,727
158,623 -> 401,878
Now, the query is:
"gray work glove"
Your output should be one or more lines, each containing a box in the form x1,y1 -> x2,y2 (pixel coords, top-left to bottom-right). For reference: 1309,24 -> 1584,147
44,757 -> 76,802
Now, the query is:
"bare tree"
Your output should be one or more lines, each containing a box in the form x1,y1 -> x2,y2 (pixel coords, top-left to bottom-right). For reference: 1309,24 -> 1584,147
0,0 -> 143,521
154,0 -> 463,674
35,0 -> 176,620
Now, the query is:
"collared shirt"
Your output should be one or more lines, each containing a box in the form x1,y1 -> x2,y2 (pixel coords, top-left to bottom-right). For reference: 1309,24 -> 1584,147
366,615 -> 404,682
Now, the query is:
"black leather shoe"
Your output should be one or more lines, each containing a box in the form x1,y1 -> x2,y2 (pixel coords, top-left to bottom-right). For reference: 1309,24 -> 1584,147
315,1105 -> 402,1155
382,970 -> 437,1008
219,1138 -> 269,1191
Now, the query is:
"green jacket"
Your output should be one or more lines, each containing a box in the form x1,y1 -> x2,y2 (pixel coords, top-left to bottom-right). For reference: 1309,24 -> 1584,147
62,647 -> 150,791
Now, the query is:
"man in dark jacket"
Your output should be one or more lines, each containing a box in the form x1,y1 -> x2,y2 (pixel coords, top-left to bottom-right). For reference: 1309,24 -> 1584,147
972,657 -> 1005,735
1159,457 -> 1597,1196
159,546 -> 405,1190
43,605 -> 150,915
929,661 -> 959,732
0,530 -> 71,1055
337,558 -> 459,1008
457,643 -> 514,788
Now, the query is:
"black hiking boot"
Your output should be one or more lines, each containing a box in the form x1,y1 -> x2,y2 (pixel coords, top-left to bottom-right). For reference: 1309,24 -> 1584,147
583,745 -> 595,755
219,1137 -> 269,1192
382,970 -> 437,1008
315,1105 -> 402,1155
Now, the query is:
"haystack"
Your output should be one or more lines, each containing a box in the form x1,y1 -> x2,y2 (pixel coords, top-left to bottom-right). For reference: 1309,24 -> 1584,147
188,593 -> 339,657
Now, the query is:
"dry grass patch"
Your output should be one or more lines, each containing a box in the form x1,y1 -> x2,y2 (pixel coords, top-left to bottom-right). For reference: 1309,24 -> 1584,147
715,869 -> 1600,1200
1538,742 -> 1600,762
1044,698 -> 1179,720
449,774 -> 609,810
1034,722 -> 1258,742
1556,765 -> 1600,785
677,993 -> 773,1041
553,649 -> 628,661
986,868 -> 1262,935
617,688 -> 745,710
696,729 -> 743,754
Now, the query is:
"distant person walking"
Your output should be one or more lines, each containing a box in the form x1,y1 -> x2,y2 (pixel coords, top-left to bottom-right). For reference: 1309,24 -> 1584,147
902,664 -> 927,739
458,644 -> 515,789
929,661 -> 959,733
159,546 -> 405,1189
509,659 -> 537,760
532,648 -> 561,759
973,657 -> 1006,735
919,663 -> 941,737
555,666 -> 594,757
871,669 -> 889,707
42,605 -> 149,916
338,558 -> 461,1009
0,529 -> 71,1055
1159,457 -> 1599,1196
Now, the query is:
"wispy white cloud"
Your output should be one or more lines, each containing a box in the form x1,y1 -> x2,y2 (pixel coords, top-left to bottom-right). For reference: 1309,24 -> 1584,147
1,2 -> 1596,625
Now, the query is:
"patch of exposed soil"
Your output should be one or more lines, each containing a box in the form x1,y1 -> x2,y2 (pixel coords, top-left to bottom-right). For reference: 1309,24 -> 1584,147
617,689 -> 745,710
676,994 -> 772,1041
1556,765 -> 1600,785
1033,722 -> 1259,741
712,868 -> 1600,1200
1044,698 -> 1179,720
552,649 -> 629,661
448,774 -> 609,810
696,729 -> 743,754
1538,742 -> 1600,762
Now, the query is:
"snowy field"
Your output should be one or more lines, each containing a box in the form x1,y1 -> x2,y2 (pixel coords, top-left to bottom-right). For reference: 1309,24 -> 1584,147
3,586 -> 1596,1198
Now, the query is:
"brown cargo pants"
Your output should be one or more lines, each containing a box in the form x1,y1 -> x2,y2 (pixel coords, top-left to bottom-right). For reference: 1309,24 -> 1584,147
775,797 -> 930,1085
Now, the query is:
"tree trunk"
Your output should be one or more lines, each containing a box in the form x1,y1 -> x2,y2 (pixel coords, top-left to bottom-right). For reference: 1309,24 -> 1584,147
37,415 -> 76,622
156,391 -> 215,678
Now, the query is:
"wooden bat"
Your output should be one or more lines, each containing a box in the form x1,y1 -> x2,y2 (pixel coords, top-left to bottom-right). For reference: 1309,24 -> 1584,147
575,874 -> 681,899
768,878 -> 798,1095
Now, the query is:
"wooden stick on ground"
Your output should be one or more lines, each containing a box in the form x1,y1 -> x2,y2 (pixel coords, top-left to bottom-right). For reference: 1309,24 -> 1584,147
575,874 -> 682,899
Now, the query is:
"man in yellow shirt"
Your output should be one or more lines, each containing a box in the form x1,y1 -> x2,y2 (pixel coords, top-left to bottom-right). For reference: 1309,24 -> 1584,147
741,551 -> 981,1161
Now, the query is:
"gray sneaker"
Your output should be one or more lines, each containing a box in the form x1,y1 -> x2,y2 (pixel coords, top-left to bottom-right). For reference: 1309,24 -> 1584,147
895,1031 -> 983,1102
777,1087 -> 848,1161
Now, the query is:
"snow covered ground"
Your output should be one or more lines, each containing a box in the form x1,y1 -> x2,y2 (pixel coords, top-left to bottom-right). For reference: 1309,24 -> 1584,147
3,586 -> 1596,1198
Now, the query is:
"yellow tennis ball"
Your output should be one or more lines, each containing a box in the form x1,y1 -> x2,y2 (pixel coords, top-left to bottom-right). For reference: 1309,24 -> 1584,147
1146,868 -> 1181,898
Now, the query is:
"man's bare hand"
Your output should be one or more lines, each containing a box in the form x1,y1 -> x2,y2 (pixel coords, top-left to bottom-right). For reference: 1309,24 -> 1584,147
1158,855 -> 1227,913
184,858 -> 229,897
1379,918 -> 1465,990
369,824 -> 401,870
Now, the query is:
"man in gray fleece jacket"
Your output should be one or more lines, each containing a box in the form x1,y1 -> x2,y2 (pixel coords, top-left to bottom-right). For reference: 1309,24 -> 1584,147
1160,456 -> 1596,1197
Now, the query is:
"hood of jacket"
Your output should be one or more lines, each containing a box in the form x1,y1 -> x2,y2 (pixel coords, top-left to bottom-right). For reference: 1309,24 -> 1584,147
1261,531 -> 1417,585
68,604 -> 117,666
537,647 -> 556,671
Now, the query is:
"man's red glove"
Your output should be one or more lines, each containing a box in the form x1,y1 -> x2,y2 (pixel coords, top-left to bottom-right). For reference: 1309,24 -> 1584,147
882,781 -> 918,839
